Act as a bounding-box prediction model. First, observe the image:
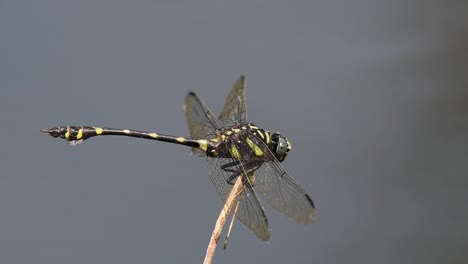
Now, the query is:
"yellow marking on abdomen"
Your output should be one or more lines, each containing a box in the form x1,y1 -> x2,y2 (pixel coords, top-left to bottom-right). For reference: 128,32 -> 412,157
149,133 -> 158,138
65,131 -> 70,139
76,129 -> 83,139
241,126 -> 247,130
123,129 -> 131,134
226,130 -> 233,135
232,128 -> 240,133
249,124 -> 259,130
94,127 -> 103,135
246,138 -> 264,156
176,137 -> 185,143
197,139 -> 208,152
229,144 -> 241,159
265,131 -> 271,144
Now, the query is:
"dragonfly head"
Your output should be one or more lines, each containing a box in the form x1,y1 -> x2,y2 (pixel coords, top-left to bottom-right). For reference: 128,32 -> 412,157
271,132 -> 291,162
40,126 -> 69,139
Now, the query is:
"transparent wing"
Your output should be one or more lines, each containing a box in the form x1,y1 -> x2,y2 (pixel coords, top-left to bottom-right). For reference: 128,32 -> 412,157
246,134 -> 317,224
218,76 -> 247,127
207,139 -> 270,241
233,180 -> 270,241
184,91 -> 224,155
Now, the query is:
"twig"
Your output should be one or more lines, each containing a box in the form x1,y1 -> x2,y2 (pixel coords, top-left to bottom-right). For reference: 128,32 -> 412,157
203,176 -> 244,264
223,197 -> 240,250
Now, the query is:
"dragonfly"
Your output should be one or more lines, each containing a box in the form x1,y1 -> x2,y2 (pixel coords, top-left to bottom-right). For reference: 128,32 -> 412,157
41,76 -> 317,241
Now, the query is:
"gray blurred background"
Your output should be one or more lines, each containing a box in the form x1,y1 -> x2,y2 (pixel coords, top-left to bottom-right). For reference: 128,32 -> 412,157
1,1 -> 467,263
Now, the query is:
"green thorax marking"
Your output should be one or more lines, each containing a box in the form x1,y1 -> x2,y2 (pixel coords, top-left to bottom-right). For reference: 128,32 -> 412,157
206,123 -> 271,158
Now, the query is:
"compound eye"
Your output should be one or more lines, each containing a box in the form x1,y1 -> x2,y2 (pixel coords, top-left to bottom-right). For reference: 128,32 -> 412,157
275,137 -> 288,157
271,132 -> 288,161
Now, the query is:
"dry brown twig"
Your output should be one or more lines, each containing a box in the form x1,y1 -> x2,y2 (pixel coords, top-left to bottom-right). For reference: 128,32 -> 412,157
203,176 -> 244,264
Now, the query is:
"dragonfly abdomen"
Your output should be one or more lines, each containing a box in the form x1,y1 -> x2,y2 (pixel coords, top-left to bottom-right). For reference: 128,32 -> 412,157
40,125 -> 208,151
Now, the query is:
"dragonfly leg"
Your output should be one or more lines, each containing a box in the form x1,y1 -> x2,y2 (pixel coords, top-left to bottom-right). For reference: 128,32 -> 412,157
225,160 -> 263,185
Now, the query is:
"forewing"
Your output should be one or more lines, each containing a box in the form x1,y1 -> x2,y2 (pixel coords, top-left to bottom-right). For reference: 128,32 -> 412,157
218,76 -> 247,126
184,92 -> 224,155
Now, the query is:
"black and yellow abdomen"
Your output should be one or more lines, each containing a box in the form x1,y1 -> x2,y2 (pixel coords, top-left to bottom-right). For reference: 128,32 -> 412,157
41,125 -> 209,152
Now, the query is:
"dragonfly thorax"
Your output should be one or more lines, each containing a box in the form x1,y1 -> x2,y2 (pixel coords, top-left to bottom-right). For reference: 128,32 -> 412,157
205,123 -> 291,163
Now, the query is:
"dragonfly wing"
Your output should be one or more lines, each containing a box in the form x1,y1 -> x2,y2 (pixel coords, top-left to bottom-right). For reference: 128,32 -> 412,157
218,76 -> 247,127
206,139 -> 270,240
245,134 -> 317,224
184,91 -> 224,155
